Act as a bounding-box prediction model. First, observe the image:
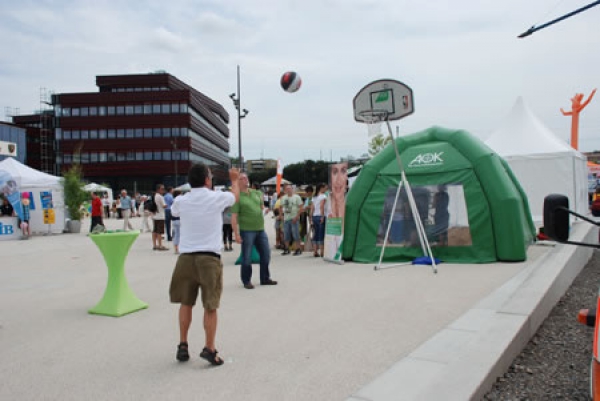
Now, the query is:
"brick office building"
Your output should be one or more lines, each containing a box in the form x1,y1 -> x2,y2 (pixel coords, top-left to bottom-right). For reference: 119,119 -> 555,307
51,72 -> 231,192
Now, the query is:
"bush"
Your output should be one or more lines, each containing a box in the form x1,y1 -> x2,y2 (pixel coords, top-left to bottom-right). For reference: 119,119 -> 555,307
62,165 -> 88,221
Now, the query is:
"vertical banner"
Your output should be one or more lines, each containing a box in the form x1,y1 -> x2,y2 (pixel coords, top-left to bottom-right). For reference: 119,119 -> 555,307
0,170 -> 23,221
275,158 -> 283,195
40,191 -> 55,224
323,162 -> 348,264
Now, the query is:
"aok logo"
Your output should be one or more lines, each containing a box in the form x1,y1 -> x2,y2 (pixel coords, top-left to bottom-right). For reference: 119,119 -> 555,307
0,222 -> 15,235
408,152 -> 444,167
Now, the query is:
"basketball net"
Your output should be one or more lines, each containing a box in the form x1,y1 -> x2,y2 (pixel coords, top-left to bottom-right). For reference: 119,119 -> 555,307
360,110 -> 387,138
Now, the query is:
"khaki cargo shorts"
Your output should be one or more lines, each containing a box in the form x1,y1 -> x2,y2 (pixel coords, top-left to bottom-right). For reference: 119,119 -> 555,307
169,253 -> 223,310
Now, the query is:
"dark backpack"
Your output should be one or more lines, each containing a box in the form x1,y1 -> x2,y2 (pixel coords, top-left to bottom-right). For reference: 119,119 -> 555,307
144,194 -> 158,213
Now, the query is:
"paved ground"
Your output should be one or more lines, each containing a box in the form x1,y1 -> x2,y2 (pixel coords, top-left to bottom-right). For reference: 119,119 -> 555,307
0,214 -> 590,400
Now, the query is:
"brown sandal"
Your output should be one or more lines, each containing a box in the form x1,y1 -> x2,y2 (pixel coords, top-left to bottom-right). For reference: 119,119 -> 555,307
200,347 -> 224,366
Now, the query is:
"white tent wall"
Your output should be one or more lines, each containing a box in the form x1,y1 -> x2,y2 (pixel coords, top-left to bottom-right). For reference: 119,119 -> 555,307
485,97 -> 588,223
26,187 -> 66,234
503,153 -> 588,222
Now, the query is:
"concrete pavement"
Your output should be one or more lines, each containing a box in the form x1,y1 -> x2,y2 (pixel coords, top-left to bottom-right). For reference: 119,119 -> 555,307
0,214 -> 594,400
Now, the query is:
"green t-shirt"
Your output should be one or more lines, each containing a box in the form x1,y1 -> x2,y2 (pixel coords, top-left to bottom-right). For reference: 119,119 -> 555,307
231,189 -> 264,231
281,194 -> 303,221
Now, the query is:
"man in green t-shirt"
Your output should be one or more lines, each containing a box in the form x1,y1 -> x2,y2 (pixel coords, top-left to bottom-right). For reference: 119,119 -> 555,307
279,184 -> 304,256
231,173 -> 278,289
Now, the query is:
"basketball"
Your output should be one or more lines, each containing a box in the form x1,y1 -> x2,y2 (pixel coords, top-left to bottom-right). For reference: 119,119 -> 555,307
280,71 -> 302,93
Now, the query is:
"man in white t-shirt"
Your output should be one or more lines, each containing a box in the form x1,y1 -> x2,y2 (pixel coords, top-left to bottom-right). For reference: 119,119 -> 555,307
169,163 -> 240,367
152,184 -> 168,251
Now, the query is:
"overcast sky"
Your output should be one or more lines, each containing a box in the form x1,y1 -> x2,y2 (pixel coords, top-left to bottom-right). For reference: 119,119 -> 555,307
1,0 -> 599,164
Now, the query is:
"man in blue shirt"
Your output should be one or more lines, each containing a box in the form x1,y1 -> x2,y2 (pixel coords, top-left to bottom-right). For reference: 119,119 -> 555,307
164,186 -> 174,241
119,189 -> 134,231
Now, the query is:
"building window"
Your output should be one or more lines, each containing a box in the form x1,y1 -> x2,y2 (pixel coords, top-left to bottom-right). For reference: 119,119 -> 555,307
64,154 -> 72,164
72,130 -> 80,140
108,129 -> 116,139
144,151 -> 153,160
134,105 -> 143,114
154,151 -> 162,160
56,129 -> 62,140
80,107 -> 89,117
99,152 -> 107,162
172,127 -> 180,137
117,129 -> 125,139
117,153 -> 126,162
99,129 -> 107,139
126,129 -> 134,138
127,151 -> 135,161
72,108 -> 80,117
90,130 -> 98,139
81,153 -> 90,164
162,127 -> 171,137
62,108 -> 71,117
163,151 -> 171,160
136,152 -> 144,161
143,128 -> 152,138
89,107 -> 98,116
116,106 -> 125,115
172,103 -> 180,113
152,104 -> 161,114
107,152 -> 116,162
63,131 -> 71,140
90,153 -> 98,163
135,128 -> 143,138
161,104 -> 171,114
144,104 -> 152,115
107,106 -> 115,115
81,130 -> 89,140
153,128 -> 161,138
125,105 -> 134,115
98,106 -> 106,116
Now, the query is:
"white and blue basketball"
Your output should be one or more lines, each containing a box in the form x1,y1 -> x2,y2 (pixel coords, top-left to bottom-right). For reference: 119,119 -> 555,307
280,71 -> 302,93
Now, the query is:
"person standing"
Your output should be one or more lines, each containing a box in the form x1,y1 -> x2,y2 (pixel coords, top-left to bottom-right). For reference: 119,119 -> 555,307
231,173 -> 278,289
102,194 -> 111,218
169,163 -> 240,366
171,190 -> 182,254
152,184 -> 168,251
279,184 -> 304,256
119,190 -> 134,231
222,205 -> 233,251
311,183 -> 328,257
90,192 -> 104,232
164,186 -> 174,241
138,195 -> 152,233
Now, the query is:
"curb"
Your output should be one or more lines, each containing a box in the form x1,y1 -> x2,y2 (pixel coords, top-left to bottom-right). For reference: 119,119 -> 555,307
347,222 -> 596,401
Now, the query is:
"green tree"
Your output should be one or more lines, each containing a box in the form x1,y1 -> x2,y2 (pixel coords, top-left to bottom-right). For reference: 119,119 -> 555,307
62,164 -> 89,221
248,168 -> 276,186
368,134 -> 392,157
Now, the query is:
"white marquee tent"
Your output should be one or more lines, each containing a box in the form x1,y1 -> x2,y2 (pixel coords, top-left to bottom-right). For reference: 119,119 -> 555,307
485,97 -> 588,222
84,183 -> 114,204
0,157 -> 65,234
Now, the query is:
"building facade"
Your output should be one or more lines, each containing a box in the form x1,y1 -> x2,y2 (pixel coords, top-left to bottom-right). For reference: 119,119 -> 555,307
245,158 -> 277,173
0,122 -> 28,164
11,112 -> 53,171
50,72 -> 230,193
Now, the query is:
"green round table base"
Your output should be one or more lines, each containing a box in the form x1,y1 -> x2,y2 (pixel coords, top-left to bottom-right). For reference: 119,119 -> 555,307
89,231 -> 148,317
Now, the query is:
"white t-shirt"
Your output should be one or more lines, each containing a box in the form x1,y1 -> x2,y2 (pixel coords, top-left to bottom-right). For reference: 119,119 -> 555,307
171,187 -> 235,254
153,193 -> 166,220
312,194 -> 326,217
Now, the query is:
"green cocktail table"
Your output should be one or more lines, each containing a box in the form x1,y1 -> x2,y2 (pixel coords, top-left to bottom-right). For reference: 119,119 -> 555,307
89,231 -> 148,317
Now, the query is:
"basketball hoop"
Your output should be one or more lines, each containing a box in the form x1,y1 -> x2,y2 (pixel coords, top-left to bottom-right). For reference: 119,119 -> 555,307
359,109 -> 388,137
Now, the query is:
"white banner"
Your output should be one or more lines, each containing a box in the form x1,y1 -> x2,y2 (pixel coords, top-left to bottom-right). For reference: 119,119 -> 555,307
0,140 -> 17,157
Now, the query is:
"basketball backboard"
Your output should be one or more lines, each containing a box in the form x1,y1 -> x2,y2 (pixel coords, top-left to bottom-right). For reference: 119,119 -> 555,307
353,79 -> 414,122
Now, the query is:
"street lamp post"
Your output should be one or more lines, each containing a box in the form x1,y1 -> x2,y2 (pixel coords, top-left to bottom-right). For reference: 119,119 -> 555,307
229,65 -> 249,171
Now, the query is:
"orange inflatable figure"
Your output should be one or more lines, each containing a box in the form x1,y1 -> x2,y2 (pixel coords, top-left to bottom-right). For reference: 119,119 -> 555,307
561,89 -> 596,150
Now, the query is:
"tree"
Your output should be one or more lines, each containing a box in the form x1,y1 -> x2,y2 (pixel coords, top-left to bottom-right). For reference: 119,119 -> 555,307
62,164 -> 88,221
368,134 -> 392,157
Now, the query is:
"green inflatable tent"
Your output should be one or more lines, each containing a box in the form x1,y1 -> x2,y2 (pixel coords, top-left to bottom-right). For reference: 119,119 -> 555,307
343,127 -> 535,263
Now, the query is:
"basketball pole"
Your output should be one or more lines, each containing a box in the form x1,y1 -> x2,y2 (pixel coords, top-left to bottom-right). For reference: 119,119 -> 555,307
374,116 -> 437,274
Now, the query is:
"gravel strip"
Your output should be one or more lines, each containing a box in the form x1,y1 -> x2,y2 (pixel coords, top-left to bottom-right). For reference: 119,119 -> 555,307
483,250 -> 600,400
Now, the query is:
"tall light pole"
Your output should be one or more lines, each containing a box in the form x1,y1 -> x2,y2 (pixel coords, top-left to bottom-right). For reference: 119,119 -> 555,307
229,65 -> 249,171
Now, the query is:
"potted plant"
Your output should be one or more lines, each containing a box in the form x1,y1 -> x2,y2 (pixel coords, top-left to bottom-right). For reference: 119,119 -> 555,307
62,164 -> 88,233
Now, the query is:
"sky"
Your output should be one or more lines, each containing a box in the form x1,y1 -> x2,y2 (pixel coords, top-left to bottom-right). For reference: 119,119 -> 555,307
1,0 -> 599,164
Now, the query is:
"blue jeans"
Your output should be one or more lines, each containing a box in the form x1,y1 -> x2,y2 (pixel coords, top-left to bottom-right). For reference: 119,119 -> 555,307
240,230 -> 272,285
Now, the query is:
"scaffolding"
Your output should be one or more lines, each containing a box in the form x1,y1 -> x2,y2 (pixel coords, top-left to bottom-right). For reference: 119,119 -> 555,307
39,87 -> 55,175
